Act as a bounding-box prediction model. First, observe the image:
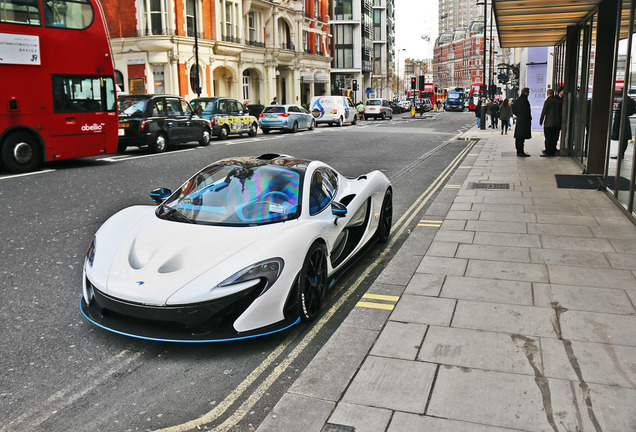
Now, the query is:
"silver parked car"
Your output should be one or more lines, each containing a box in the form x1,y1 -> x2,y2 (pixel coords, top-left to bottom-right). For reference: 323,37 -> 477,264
259,104 -> 316,133
364,98 -> 393,120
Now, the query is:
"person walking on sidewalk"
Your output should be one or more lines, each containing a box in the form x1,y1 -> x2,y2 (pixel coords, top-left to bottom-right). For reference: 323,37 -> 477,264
539,89 -> 561,157
475,97 -> 482,128
498,99 -> 513,135
513,87 -> 532,157
489,99 -> 500,129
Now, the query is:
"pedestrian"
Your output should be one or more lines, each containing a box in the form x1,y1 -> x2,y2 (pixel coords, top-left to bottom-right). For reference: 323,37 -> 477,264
539,89 -> 561,157
356,101 -> 364,119
271,96 -> 277,105
513,87 -> 532,157
611,95 -> 636,159
498,98 -> 513,135
475,97 -> 482,128
486,98 -> 494,127
489,99 -> 499,129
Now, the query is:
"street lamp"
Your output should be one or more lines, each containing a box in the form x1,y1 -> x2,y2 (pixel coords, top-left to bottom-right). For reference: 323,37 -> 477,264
477,0 -> 487,129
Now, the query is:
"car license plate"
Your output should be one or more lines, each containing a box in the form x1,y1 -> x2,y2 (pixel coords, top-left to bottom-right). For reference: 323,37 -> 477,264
268,116 -> 277,120
118,128 -> 125,136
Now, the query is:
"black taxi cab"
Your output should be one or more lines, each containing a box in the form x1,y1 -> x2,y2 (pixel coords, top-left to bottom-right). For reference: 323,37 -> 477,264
190,97 -> 258,139
117,95 -> 211,153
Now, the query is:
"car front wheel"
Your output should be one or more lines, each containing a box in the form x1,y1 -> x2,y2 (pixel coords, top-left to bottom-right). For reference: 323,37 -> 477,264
377,188 -> 393,243
297,242 -> 328,321
199,129 -> 210,146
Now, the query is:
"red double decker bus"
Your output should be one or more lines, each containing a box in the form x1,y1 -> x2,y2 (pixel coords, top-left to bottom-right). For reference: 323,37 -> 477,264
0,0 -> 117,173
468,82 -> 485,111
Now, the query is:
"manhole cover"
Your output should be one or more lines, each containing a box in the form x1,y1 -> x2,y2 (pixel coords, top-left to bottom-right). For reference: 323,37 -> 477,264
468,182 -> 513,190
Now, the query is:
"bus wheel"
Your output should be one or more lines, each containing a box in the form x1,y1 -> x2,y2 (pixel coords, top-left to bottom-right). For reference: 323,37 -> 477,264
150,133 -> 167,153
2,132 -> 42,173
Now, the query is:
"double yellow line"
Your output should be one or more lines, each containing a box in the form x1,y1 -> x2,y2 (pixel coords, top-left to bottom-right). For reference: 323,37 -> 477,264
357,293 -> 400,310
155,138 -> 477,432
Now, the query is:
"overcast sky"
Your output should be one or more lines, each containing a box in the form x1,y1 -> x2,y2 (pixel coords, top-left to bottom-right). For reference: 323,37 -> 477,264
394,0 -> 439,73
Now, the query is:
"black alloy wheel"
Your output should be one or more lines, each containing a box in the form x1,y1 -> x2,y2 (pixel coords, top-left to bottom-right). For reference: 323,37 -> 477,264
377,188 -> 393,243
297,242 -> 328,321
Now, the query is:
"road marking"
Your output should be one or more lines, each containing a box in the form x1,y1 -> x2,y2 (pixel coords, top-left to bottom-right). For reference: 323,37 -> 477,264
444,184 -> 462,189
356,301 -> 395,310
361,293 -> 400,302
458,165 -> 472,169
98,147 -> 197,162
0,169 -> 55,180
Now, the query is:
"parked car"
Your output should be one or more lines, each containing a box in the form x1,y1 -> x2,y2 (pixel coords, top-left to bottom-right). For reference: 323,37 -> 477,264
190,97 -> 258,139
364,98 -> 393,120
117,95 -> 211,153
389,101 -> 403,114
80,153 -> 393,342
259,104 -> 316,133
310,96 -> 358,126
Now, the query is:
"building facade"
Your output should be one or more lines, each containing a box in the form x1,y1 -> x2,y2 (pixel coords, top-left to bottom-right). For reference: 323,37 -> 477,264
103,0 -> 332,106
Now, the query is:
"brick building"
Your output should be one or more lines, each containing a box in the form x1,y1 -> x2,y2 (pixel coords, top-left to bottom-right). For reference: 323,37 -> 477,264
103,0 -> 332,105
433,20 -> 486,90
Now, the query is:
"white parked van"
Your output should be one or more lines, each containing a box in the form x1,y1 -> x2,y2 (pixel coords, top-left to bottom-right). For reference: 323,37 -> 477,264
310,96 -> 358,127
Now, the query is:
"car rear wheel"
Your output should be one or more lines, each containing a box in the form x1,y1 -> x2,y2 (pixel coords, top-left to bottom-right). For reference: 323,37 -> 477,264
377,188 -> 393,243
218,126 -> 229,140
337,117 -> 343,127
352,114 -> 357,125
380,112 -> 386,120
262,128 -> 270,134
309,120 -> 315,130
149,133 -> 167,153
248,123 -> 258,137
1,131 -> 42,173
297,242 -> 328,321
199,129 -> 211,146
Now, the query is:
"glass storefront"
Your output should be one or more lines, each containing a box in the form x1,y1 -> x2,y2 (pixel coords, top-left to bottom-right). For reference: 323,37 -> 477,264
607,0 -> 636,213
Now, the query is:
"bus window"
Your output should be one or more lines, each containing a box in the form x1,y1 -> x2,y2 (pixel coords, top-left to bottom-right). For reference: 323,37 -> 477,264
0,0 -> 41,25
52,75 -> 116,113
44,0 -> 94,29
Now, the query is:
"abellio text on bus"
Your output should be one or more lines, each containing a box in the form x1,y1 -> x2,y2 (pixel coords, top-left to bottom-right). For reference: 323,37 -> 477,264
0,0 -> 118,173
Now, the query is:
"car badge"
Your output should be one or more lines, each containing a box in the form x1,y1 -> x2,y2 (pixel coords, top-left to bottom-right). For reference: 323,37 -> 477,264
136,281 -> 145,286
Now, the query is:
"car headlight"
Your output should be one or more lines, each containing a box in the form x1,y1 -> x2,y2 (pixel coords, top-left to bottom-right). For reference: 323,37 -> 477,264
217,258 -> 284,293
86,236 -> 96,267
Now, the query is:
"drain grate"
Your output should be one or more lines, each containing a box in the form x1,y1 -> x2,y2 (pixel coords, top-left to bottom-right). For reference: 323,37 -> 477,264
468,182 -> 513,190
323,424 -> 355,432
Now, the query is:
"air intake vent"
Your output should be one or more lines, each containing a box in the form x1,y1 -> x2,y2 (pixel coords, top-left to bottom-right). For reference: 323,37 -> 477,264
468,182 -> 513,190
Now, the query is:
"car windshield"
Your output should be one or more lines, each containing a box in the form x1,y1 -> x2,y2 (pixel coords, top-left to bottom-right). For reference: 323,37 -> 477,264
264,106 -> 286,114
158,162 -> 302,226
191,100 -> 216,114
366,100 -> 381,105
448,92 -> 462,99
119,98 -> 147,116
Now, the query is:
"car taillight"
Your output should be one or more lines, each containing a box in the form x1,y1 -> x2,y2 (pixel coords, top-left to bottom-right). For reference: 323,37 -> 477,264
331,109 -> 337,114
140,120 -> 147,132
259,113 -> 265,117
279,113 -> 290,117
209,116 -> 216,126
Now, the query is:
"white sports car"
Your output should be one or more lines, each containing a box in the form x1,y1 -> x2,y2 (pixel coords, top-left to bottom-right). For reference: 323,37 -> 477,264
81,154 -> 392,342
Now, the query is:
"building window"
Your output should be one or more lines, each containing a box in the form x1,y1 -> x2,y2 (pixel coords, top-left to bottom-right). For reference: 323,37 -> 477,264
189,64 -> 201,93
242,70 -> 250,101
143,0 -> 168,35
315,34 -> 321,54
114,70 -> 124,92
153,64 -> 165,94
186,0 -> 196,37
220,0 -> 238,40
314,0 -> 319,18
334,0 -> 352,20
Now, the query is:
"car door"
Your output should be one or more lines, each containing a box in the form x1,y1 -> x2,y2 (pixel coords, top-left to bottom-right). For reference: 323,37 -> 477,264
164,97 -> 187,142
179,99 -> 199,142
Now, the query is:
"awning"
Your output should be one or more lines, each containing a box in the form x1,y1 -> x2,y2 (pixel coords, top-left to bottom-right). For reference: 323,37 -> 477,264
493,0 -> 602,47
301,73 -> 314,83
314,72 -> 329,83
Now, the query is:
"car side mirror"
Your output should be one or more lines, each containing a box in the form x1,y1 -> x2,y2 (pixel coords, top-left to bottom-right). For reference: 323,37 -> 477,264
150,188 -> 172,204
331,202 -> 347,224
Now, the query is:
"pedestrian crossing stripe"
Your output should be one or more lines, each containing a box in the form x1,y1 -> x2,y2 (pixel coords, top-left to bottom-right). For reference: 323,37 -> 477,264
445,185 -> 462,189
356,293 -> 400,311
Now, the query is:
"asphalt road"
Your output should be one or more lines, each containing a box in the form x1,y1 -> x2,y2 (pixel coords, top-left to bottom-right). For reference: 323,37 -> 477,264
0,110 -> 475,432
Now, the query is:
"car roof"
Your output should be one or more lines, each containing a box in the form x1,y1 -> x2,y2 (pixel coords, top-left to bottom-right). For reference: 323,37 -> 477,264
117,94 -> 182,101
211,154 -> 312,171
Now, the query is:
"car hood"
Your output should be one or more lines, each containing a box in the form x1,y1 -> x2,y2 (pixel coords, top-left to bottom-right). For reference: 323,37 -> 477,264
102,209 -> 288,305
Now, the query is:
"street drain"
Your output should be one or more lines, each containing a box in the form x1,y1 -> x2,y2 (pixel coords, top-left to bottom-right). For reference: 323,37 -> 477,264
323,424 -> 356,432
468,182 -> 513,190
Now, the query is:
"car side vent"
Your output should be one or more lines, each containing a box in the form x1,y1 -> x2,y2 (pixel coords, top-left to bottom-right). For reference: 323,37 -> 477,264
256,153 -> 282,160
357,175 -> 367,180
339,194 -> 355,206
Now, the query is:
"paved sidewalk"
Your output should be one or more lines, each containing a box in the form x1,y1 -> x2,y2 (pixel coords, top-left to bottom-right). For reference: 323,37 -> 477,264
256,125 -> 636,432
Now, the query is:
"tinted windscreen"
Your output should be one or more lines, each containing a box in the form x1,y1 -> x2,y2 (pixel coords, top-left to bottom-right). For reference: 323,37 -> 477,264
366,100 -> 381,105
159,163 -> 302,225
264,107 -> 286,114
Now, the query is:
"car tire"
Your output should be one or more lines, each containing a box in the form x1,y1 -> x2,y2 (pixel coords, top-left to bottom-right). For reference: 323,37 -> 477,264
309,120 -> 315,130
291,121 -> 298,133
363,115 -> 368,121
199,128 -> 211,146
336,117 -> 343,127
297,242 -> 328,321
380,112 -> 386,120
1,131 -> 42,173
248,123 -> 258,137
377,188 -> 393,243
262,128 -> 270,134
149,133 -> 167,153
218,126 -> 229,140
352,115 -> 357,125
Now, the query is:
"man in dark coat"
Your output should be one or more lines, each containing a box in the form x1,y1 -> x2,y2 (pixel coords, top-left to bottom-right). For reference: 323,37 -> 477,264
539,89 -> 561,157
513,87 -> 532,157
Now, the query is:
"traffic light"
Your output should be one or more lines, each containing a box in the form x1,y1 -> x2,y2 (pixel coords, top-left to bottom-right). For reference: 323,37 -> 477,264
410,77 -> 417,90
418,76 -> 425,91
352,79 -> 358,91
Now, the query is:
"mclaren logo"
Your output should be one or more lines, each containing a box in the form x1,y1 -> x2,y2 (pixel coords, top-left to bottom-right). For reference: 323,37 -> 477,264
136,281 -> 145,286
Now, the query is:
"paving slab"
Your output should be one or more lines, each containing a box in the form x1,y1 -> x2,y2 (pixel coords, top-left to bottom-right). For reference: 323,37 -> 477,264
426,241 -> 459,258
417,326 -> 540,375
403,273 -> 446,296
533,283 -> 635,314
426,366 -> 582,431
465,220 -> 529,234
387,412 -> 526,432
327,402 -> 392,432
559,309 -> 636,346
472,232 -> 542,248
465,259 -> 549,283
415,256 -> 468,276
391,294 -> 456,326
540,235 -> 616,252
257,393 -> 335,432
440,275 -> 533,305
478,210 -> 538,222
456,243 -> 531,263
370,320 -> 428,360
530,248 -> 611,267
341,356 -> 437,413
547,264 -> 636,289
